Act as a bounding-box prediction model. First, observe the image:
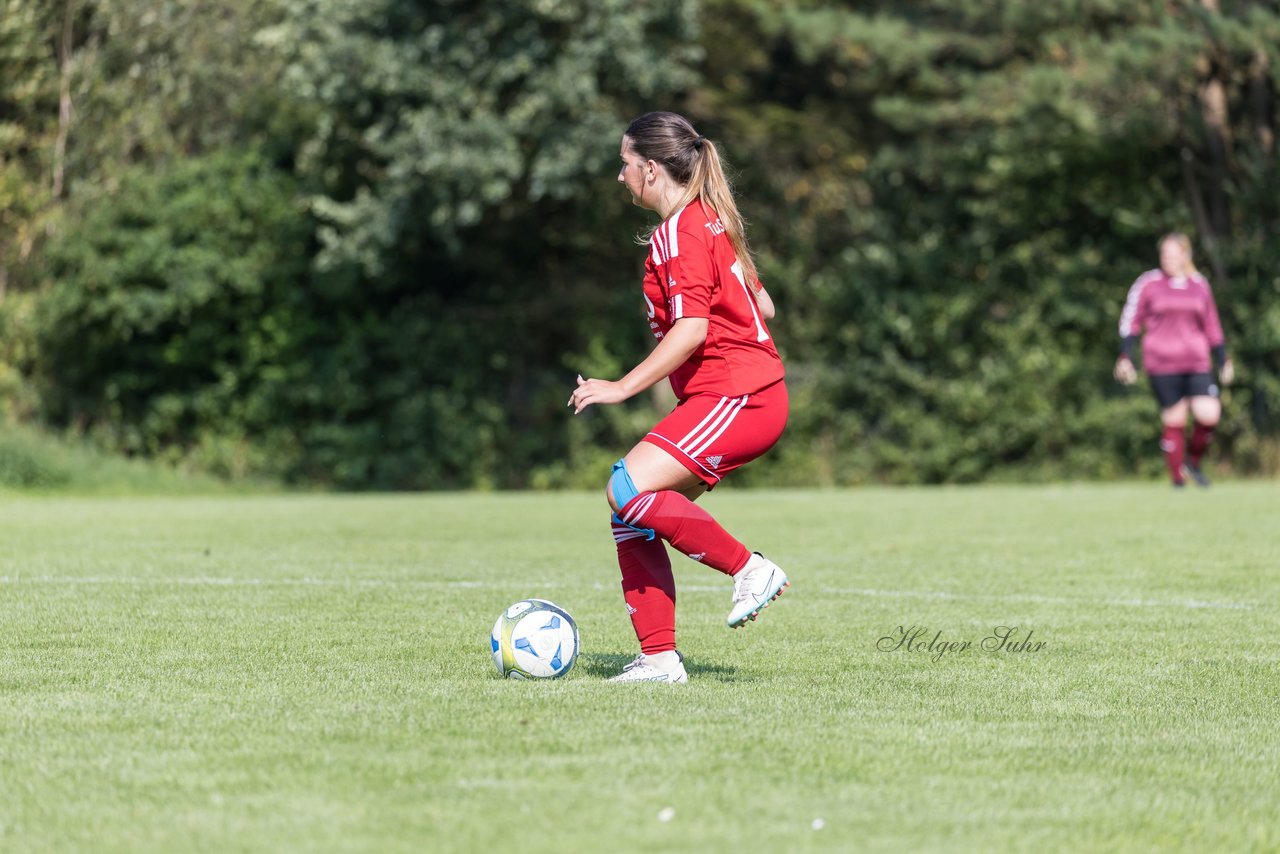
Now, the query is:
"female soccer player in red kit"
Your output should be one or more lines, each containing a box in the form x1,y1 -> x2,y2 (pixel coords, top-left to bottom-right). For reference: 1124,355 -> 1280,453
1115,233 -> 1235,487
567,111 -> 789,683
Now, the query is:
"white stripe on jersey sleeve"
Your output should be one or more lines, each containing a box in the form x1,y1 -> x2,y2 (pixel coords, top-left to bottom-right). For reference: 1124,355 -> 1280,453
665,205 -> 683,259
672,293 -> 683,319
651,224 -> 668,265
1119,269 -> 1159,336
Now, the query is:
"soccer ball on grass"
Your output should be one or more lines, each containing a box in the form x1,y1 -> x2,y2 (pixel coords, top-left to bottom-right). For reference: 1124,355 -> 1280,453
490,599 -> 579,679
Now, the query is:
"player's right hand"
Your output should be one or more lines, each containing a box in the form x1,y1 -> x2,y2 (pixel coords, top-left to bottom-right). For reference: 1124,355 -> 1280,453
1114,356 -> 1137,385
1220,358 -> 1235,386
567,374 -> 630,415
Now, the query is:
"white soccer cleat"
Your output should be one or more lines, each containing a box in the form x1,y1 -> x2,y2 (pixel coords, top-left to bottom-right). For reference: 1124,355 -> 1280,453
728,552 -> 789,628
608,651 -> 689,684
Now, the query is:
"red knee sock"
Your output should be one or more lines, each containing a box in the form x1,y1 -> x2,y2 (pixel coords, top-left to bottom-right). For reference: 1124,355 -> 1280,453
1190,422 -> 1215,466
618,491 -> 751,575
1161,425 -> 1186,484
613,521 -> 676,654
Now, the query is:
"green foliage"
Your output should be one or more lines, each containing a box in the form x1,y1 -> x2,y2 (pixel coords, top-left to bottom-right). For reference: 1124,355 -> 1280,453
0,292 -> 40,422
1,0 -> 1278,487
267,0 -> 699,265
701,0 -> 1280,484
63,0 -> 299,176
247,0 -> 702,487
0,428 -> 71,488
0,0 -> 64,293
36,149 -> 311,479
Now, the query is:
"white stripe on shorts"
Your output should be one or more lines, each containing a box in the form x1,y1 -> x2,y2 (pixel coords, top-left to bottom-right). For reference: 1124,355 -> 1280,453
677,396 -> 734,448
677,394 -> 748,458
687,394 -> 749,458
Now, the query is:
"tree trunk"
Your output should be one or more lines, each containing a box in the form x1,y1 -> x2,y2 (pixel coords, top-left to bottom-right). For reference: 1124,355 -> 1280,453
1249,48 -> 1274,157
1180,146 -> 1227,286
1198,73 -> 1233,238
1188,0 -> 1231,283
52,0 -> 76,200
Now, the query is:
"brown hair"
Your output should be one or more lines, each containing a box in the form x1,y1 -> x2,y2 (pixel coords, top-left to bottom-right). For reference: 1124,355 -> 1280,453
1160,232 -> 1199,275
624,111 -> 761,291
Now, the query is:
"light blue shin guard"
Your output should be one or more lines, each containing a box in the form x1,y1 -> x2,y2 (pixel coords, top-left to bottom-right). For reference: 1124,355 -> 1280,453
609,458 -> 656,541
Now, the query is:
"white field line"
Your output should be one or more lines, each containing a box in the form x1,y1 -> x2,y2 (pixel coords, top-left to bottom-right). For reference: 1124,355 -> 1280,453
0,575 -> 1257,611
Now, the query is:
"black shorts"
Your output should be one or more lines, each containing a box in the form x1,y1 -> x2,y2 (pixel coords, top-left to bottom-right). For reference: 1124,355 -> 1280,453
1149,372 -> 1219,409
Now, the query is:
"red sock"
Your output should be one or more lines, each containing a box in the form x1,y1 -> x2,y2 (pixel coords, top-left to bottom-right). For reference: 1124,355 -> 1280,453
618,491 -> 751,575
613,520 -> 676,654
1190,422 -> 1215,466
1161,425 -> 1186,483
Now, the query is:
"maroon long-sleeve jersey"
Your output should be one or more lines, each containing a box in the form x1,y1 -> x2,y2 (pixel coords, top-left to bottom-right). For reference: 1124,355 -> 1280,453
1118,269 -> 1224,375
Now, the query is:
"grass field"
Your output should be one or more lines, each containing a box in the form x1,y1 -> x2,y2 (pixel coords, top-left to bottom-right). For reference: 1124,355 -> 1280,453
2,484 -> 1278,852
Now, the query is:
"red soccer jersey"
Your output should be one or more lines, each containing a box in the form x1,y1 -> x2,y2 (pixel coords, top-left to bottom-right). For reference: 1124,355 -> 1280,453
642,198 -> 784,400
1119,269 -> 1225,375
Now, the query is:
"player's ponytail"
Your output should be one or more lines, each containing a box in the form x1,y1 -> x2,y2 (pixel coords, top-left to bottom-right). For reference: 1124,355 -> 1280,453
624,111 -> 761,291
688,139 -> 760,291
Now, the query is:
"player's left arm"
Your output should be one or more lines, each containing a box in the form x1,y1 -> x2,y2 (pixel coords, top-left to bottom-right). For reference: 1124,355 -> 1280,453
753,285 -> 776,320
569,318 -> 709,414
1202,279 -> 1234,384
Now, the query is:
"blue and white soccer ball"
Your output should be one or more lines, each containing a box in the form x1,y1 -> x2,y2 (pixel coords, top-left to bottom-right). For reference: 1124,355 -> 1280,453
490,599 -> 580,679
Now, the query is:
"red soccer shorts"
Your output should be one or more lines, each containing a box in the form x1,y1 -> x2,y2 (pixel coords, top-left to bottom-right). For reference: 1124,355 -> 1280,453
642,379 -> 788,488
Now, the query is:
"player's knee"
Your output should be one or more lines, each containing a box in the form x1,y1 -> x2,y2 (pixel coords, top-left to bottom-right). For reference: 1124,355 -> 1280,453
608,457 -> 640,514
1195,400 -> 1222,426
605,482 -> 620,514
607,459 -> 656,540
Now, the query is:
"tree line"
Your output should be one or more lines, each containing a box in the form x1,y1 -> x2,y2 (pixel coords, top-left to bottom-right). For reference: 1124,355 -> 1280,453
1,0 -> 1277,488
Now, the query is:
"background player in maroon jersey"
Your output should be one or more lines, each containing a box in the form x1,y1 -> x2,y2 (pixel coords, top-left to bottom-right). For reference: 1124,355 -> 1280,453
1115,232 -> 1235,487
567,111 -> 789,683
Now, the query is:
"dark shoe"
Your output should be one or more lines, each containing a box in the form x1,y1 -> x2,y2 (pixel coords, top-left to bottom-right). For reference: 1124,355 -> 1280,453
1181,462 -> 1210,488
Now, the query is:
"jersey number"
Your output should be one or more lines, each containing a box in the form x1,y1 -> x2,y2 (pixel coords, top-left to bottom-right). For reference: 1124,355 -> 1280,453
731,260 -> 770,343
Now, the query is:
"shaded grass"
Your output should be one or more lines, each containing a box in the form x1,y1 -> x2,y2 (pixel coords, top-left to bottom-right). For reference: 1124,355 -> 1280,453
1,485 -> 1278,852
0,424 -> 267,495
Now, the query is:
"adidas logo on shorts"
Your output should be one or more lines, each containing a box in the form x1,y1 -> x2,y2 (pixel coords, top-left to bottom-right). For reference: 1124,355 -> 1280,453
706,455 -> 723,469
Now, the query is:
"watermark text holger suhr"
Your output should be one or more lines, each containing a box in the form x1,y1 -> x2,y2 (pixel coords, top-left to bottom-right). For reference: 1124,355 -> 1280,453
878,625 -> 1047,662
